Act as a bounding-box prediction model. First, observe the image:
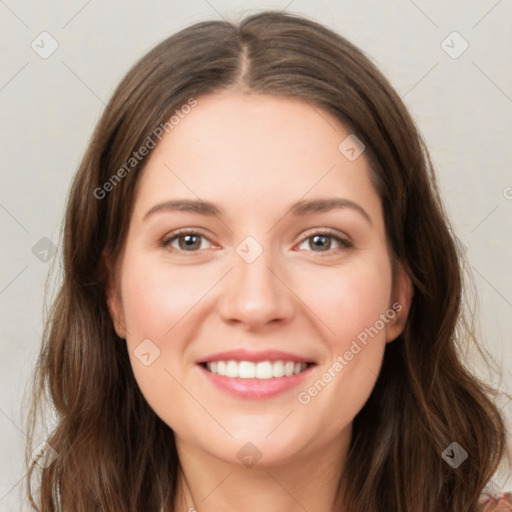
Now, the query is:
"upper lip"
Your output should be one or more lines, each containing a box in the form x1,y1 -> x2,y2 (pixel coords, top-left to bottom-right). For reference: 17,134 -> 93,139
196,349 -> 315,364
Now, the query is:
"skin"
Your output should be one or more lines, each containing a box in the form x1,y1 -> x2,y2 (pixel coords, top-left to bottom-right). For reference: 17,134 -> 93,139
106,90 -> 413,512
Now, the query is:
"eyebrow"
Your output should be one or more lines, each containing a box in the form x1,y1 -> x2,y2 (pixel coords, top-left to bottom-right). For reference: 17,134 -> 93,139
143,197 -> 372,225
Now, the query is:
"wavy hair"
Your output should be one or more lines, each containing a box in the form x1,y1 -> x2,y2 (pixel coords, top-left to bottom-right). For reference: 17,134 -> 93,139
26,10 -> 510,511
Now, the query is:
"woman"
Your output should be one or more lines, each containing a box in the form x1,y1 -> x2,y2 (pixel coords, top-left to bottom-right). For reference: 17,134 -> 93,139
26,10 -> 511,512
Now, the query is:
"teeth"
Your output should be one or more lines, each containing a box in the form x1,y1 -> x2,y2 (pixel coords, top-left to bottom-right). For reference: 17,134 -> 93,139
284,361 -> 295,377
239,361 -> 255,378
205,360 -> 309,379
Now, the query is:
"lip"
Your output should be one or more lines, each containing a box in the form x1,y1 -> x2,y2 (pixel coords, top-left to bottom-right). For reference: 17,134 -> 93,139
197,362 -> 315,399
196,349 -> 315,364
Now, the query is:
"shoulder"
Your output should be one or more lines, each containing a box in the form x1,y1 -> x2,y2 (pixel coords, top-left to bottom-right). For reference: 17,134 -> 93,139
480,492 -> 512,511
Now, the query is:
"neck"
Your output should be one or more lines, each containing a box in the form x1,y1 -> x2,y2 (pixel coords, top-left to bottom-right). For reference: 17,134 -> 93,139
173,429 -> 350,512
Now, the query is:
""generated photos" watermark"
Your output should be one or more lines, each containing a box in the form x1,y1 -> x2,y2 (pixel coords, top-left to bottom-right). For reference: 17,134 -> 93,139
297,302 -> 402,405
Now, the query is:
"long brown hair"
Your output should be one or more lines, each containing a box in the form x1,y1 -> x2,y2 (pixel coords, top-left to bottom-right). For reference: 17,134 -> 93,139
26,10 -> 510,511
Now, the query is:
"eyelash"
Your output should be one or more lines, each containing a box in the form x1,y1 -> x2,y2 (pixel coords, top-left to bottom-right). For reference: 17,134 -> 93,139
159,228 -> 353,255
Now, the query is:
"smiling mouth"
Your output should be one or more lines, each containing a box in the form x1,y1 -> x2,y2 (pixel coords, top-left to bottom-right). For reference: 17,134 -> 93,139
200,360 -> 315,379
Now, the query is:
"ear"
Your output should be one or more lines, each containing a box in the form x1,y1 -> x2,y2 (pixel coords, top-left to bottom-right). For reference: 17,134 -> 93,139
101,250 -> 127,339
385,260 -> 413,343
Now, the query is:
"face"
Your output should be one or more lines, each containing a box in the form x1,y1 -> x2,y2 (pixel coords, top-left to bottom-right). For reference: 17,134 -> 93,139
106,91 -> 412,468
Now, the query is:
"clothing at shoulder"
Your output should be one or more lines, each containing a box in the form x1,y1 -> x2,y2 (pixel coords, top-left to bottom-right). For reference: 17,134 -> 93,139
481,492 -> 512,511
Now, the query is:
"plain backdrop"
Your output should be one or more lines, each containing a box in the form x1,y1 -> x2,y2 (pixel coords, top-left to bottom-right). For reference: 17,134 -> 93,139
1,0 -> 511,510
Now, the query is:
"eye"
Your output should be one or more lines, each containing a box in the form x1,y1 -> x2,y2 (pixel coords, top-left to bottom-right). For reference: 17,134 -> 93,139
160,229 -> 353,255
160,230 -> 213,252
297,230 -> 353,254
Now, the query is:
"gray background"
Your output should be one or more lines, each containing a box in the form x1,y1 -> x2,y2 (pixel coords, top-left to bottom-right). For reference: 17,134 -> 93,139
1,0 -> 511,509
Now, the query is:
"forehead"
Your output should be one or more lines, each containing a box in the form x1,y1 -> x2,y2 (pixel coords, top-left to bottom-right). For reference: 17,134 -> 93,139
132,91 -> 382,226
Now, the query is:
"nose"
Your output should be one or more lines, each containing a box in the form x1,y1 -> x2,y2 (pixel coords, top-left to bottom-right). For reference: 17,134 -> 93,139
217,243 -> 295,330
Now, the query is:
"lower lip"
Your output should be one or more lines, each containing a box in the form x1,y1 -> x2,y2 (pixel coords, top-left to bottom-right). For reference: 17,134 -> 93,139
197,364 -> 315,399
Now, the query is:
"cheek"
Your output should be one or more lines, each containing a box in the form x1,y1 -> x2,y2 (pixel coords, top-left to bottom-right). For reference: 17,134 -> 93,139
119,254 -> 208,428
120,253 -> 209,342
295,254 -> 393,345
292,255 -> 392,420
118,250 -> 222,413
